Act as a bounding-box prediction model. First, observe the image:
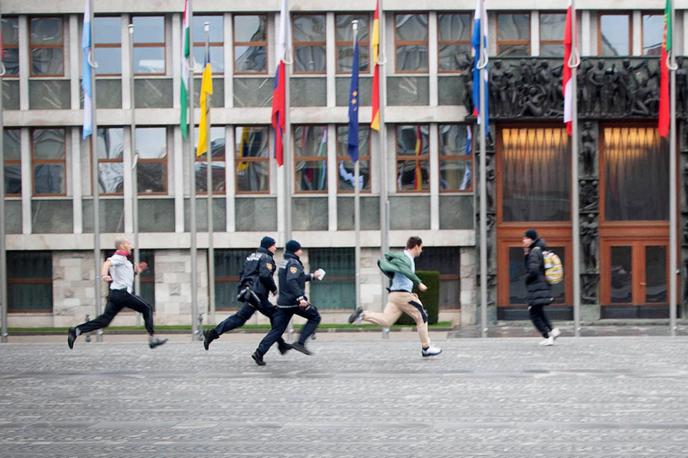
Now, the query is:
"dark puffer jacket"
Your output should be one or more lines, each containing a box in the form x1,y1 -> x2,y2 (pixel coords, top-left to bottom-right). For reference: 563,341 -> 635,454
525,238 -> 554,307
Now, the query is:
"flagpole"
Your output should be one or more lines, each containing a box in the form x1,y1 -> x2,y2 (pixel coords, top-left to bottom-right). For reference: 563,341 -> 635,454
669,1 -> 678,337
86,0 -> 104,342
284,1 -> 292,243
477,0 -> 488,338
377,0 -> 390,315
128,22 -> 142,324
569,0 -> 582,337
0,12 -> 8,343
187,0 -> 199,341
352,20 -> 361,312
204,21 -> 216,326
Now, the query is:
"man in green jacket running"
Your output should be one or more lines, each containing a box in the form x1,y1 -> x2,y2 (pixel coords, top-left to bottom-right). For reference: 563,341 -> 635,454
349,236 -> 442,357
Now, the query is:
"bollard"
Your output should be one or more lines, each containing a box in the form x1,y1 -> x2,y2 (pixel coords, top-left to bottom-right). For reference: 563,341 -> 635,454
196,313 -> 204,341
382,327 -> 390,339
84,314 -> 92,342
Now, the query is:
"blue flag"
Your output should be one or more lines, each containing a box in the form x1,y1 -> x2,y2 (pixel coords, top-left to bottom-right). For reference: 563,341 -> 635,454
81,0 -> 93,139
347,37 -> 360,162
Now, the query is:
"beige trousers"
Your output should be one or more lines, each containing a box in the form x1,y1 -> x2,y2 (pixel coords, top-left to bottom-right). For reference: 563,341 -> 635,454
363,292 -> 430,347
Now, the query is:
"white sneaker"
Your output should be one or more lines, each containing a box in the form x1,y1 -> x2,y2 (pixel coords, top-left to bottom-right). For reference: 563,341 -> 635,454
422,345 -> 442,357
550,328 -> 561,340
538,337 -> 554,346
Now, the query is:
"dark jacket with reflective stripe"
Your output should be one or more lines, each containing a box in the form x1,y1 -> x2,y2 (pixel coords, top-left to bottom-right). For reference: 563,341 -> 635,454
277,252 -> 312,306
525,239 -> 554,307
239,247 -> 277,299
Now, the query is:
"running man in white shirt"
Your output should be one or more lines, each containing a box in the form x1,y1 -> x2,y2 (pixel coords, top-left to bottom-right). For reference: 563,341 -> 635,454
67,236 -> 167,349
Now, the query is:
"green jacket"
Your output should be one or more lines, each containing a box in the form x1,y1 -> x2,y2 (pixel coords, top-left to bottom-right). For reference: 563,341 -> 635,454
377,251 -> 422,286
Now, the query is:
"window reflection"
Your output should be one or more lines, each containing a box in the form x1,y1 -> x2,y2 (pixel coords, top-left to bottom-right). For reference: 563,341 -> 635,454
599,14 -> 630,57
235,126 -> 270,193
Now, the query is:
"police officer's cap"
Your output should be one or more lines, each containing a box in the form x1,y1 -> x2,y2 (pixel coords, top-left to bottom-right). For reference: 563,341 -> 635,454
285,240 -> 302,253
260,236 -> 276,249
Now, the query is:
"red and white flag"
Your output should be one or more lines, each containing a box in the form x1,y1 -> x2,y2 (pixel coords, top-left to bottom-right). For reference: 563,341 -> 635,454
271,0 -> 291,166
562,1 -> 574,136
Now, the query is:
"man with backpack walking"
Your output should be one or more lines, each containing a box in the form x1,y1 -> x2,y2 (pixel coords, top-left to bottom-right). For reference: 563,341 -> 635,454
523,229 -> 561,346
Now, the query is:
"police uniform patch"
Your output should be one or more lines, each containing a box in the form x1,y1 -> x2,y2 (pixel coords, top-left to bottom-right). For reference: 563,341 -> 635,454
266,263 -> 273,271
290,266 -> 298,274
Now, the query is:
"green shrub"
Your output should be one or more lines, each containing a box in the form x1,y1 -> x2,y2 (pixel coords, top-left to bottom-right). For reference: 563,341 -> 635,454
396,270 -> 440,326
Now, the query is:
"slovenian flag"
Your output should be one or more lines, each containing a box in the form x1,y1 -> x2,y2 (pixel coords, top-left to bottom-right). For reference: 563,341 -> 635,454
563,1 -> 574,136
471,0 -> 489,133
271,0 -> 290,166
81,0 -> 93,139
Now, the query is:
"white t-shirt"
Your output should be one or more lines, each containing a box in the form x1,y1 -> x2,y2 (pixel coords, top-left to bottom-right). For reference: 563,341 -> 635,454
108,253 -> 134,293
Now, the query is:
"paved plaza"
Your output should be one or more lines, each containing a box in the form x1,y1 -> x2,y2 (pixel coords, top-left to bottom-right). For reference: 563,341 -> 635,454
0,332 -> 687,457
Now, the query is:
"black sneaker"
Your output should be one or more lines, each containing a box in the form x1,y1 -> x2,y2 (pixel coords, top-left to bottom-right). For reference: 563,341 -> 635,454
67,327 -> 77,350
348,307 -> 364,324
290,342 -> 312,356
251,351 -> 266,366
203,329 -> 218,351
149,337 -> 168,349
278,342 -> 292,355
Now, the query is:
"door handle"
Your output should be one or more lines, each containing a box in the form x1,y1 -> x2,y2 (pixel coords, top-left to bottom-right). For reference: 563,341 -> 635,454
640,282 -> 647,286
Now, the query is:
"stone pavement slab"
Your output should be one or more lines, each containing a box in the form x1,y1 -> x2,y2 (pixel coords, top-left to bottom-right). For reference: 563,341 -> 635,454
0,333 -> 687,457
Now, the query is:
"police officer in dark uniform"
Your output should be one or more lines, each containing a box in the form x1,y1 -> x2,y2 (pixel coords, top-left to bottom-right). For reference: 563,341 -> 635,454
203,236 -> 291,355
251,240 -> 323,366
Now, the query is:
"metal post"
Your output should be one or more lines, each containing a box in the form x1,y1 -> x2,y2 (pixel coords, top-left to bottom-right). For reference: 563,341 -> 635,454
187,1 -> 199,340
0,13 -> 7,343
569,2 -> 582,337
87,0 -> 103,342
377,0 -> 390,321
284,4 -> 292,243
204,21 -> 216,326
477,2 -> 488,338
129,23 -> 141,324
352,20 -> 361,311
669,3 -> 678,337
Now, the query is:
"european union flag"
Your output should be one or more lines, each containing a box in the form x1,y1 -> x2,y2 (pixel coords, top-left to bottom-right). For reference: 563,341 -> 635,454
347,37 -> 360,162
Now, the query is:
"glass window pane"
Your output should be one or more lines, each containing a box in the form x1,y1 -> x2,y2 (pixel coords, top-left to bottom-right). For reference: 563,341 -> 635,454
600,15 -> 630,56
396,45 -> 429,72
642,14 -> 663,56
98,162 -> 124,193
501,128 -> 570,222
498,13 -> 530,40
235,126 -> 269,193
2,17 -> 19,44
337,46 -> 370,73
3,48 -> 19,75
133,47 -> 165,73
7,252 -> 53,313
540,14 -> 566,41
396,125 -> 429,155
234,45 -> 266,73
235,126 -> 269,158
94,47 -> 122,74
294,126 -> 328,157
34,165 -> 65,194
438,13 -> 471,41
133,16 -> 164,43
96,128 -> 124,159
439,124 -> 470,155
31,48 -> 64,75
31,17 -> 63,44
33,129 -> 65,159
440,160 -> 472,192
194,161 -> 226,193
497,44 -> 529,57
194,126 -> 225,160
192,16 -> 223,42
193,45 -> 224,72
234,15 -> 266,42
293,15 -> 326,42
540,44 -> 564,57
611,246 -> 632,303
337,159 -> 370,192
135,128 -> 166,159
439,44 -> 471,71
396,14 -> 428,41
309,248 -> 355,309
5,165 -> 22,194
236,162 -> 269,192
294,46 -> 327,73
137,163 -> 164,193
4,129 -> 21,160
397,160 -> 429,191
94,17 -> 121,44
646,246 -> 667,303
335,14 -> 369,41
296,160 -> 327,192
604,127 -> 668,221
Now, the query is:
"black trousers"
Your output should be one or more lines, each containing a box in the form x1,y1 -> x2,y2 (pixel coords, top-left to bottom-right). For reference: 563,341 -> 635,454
256,305 -> 321,356
76,289 -> 155,335
213,296 -> 288,349
528,304 -> 553,338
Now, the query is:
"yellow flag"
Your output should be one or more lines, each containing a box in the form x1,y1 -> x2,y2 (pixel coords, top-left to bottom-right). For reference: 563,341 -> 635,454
196,57 -> 213,157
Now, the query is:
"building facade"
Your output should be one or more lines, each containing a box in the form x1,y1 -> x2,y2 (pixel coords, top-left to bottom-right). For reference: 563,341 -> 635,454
1,0 -> 686,328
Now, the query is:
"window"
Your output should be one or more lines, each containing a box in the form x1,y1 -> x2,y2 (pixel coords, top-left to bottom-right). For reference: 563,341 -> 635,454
309,248 -> 355,309
642,13 -> 663,56
135,127 -> 167,194
30,17 -> 64,76
92,127 -> 125,195
395,13 -> 429,72
7,251 -> 53,313
138,250 -> 155,309
396,124 -> 429,192
539,13 -> 566,57
132,16 -> 165,74
603,127 -> 668,221
1,16 -> 19,76
335,125 -> 371,193
194,126 -> 226,194
193,15 -> 224,73
415,247 -> 461,309
215,249 -> 253,311
4,129 -> 21,195
439,124 -> 473,192
598,13 -> 631,57
235,126 -> 270,194
293,14 -> 326,74
233,15 -> 267,74
438,13 -> 471,72
294,125 -> 328,193
335,14 -> 370,74
497,13 -> 531,57
500,127 -> 570,222
93,17 -> 122,75
31,128 -> 66,196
